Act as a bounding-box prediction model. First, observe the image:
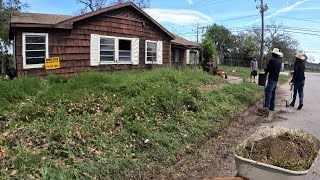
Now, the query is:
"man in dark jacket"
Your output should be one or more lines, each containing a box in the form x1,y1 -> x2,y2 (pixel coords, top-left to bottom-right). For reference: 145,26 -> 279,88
290,53 -> 306,110
261,48 -> 282,117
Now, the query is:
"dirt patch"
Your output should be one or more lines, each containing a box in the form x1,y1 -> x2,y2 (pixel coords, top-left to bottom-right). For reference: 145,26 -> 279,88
198,83 -> 225,92
239,132 -> 318,171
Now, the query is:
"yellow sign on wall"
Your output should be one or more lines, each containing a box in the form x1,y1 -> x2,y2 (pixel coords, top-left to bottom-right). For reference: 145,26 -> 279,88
45,57 -> 60,70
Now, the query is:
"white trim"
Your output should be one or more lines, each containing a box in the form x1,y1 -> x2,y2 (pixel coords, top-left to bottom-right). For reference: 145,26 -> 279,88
13,37 -> 16,69
186,49 -> 190,64
98,35 -> 135,64
145,40 -> 158,65
22,33 -> 48,69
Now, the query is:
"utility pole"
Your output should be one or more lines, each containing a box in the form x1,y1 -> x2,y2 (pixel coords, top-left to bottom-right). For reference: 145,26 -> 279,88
196,23 -> 200,43
256,0 -> 268,70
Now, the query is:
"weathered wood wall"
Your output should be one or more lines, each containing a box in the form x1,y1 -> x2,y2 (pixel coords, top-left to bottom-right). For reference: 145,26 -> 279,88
14,6 -> 172,77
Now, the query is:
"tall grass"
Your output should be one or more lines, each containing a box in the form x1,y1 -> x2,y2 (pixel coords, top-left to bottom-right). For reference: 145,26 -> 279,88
0,67 -> 262,179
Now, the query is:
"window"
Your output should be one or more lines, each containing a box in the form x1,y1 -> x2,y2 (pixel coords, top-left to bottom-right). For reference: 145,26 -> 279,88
119,39 -> 131,62
91,34 -> 139,66
100,38 -> 115,62
23,33 -> 48,69
98,36 -> 133,64
146,41 -> 157,63
175,49 -> 180,63
189,50 -> 199,64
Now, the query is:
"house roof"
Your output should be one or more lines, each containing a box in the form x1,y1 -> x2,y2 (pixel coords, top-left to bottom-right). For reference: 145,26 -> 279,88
10,2 -> 174,39
11,12 -> 74,26
172,34 -> 200,48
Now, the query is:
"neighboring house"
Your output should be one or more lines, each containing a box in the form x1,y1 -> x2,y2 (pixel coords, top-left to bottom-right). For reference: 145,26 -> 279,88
171,34 -> 200,67
305,62 -> 320,70
9,2 -> 178,77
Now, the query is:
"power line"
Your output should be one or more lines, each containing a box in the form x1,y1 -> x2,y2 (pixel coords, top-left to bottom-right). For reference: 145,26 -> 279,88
275,16 -> 320,24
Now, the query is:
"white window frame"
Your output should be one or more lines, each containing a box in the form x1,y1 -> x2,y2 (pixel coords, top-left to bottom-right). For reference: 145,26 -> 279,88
22,33 -> 49,69
145,40 -> 158,64
99,35 -> 134,65
189,50 -> 199,65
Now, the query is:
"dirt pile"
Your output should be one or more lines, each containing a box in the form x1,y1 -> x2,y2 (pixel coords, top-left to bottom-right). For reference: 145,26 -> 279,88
239,132 -> 319,171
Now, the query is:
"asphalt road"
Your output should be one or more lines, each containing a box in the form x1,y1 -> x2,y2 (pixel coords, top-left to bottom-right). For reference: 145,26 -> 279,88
267,72 -> 320,180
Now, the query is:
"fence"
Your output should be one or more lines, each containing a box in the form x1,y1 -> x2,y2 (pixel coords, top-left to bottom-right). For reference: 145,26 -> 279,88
223,59 -> 251,67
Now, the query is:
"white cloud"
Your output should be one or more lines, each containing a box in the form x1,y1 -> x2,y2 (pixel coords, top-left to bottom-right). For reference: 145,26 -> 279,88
187,0 -> 194,5
247,0 -> 310,25
265,0 -> 310,19
145,8 -> 212,26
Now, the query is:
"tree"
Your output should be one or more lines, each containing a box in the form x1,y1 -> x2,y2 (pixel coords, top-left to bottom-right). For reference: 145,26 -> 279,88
252,22 -> 299,66
0,0 -> 28,76
112,0 -> 149,9
202,34 -> 218,63
204,24 -> 234,63
264,23 -> 298,64
231,32 -> 259,60
77,0 -> 150,14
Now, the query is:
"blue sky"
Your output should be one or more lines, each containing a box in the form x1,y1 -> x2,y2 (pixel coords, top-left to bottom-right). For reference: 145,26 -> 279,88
25,0 -> 320,63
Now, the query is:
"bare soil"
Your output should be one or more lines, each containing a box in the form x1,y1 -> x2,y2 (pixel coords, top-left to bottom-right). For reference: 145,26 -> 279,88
240,132 -> 318,171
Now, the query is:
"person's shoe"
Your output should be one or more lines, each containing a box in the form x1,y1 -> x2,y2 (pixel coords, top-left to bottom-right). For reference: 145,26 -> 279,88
289,102 -> 295,107
298,104 -> 303,110
269,107 -> 275,111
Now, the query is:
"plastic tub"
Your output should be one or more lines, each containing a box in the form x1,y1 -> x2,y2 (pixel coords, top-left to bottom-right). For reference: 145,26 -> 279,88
234,127 -> 320,180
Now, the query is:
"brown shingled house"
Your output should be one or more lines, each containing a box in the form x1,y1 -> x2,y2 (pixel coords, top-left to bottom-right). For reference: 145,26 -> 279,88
171,34 -> 200,67
9,2 -> 200,77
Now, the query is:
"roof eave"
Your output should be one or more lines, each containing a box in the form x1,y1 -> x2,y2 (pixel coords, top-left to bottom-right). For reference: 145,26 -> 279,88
11,23 -> 54,28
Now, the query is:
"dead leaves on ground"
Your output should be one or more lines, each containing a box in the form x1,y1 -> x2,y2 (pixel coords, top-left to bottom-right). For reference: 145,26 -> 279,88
0,149 -> 6,158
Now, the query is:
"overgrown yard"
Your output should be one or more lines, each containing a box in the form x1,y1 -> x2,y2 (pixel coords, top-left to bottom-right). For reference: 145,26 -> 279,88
0,68 -> 263,179
220,65 -> 289,84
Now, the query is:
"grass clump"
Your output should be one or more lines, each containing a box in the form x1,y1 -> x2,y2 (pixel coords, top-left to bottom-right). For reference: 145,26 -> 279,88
236,132 -> 319,171
0,67 -> 262,179
220,66 -> 289,84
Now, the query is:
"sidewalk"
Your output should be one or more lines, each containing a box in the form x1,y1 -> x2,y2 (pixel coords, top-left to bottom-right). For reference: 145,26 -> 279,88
176,75 -> 320,179
261,73 -> 320,180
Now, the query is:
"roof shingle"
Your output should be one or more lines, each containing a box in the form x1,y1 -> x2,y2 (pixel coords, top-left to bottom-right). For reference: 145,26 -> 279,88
11,12 -> 73,25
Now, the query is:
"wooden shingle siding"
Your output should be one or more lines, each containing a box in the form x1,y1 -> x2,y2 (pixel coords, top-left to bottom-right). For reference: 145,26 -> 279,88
15,6 -> 171,77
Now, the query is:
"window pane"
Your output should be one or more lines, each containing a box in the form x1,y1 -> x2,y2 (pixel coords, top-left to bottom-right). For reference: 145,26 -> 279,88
26,36 -> 46,43
147,57 -> 156,62
26,44 -> 45,50
147,42 -> 157,52
100,45 -> 114,51
119,57 -> 131,62
119,51 -> 131,57
119,40 -> 131,51
26,51 -> 46,58
26,58 -> 45,65
100,38 -> 114,45
100,56 -> 114,62
147,52 -> 156,57
100,51 -> 114,56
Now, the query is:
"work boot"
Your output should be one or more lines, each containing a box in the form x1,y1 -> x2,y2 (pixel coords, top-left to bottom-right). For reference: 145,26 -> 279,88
289,102 -> 295,107
298,104 -> 303,110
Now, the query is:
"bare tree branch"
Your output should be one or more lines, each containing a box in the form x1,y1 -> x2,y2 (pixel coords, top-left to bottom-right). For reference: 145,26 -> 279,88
76,0 -> 150,14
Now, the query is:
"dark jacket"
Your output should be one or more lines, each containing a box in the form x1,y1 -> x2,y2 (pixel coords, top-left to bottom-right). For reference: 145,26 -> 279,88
291,61 -> 305,83
265,57 -> 282,82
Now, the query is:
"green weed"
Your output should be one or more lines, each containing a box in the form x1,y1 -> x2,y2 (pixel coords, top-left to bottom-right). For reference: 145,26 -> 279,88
0,67 -> 262,179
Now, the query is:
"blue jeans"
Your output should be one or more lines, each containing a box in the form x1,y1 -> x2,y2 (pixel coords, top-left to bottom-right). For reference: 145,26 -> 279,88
291,81 -> 305,105
264,80 -> 277,109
